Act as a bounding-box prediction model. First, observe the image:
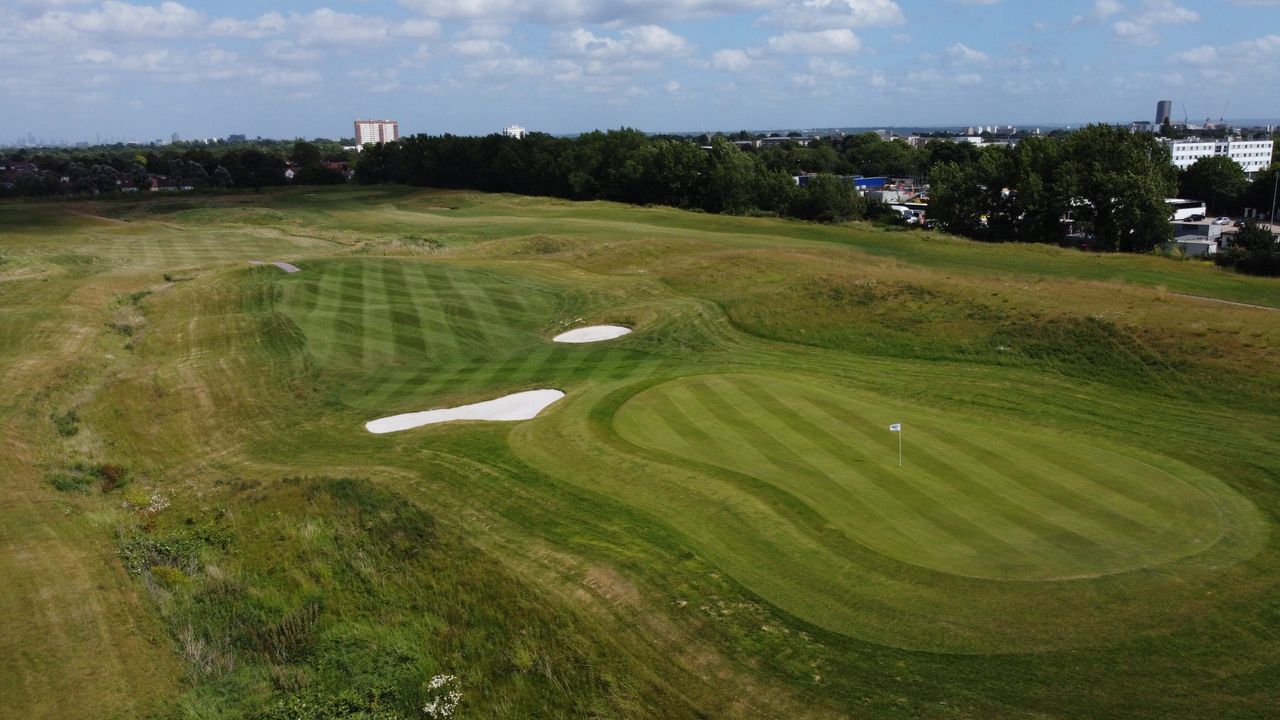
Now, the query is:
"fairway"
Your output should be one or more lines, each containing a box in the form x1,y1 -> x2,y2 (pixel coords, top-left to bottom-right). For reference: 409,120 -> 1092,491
5,187 -> 1280,719
613,373 -> 1228,581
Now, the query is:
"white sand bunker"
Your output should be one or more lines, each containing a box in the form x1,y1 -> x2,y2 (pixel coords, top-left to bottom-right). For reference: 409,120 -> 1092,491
553,325 -> 633,343
366,389 -> 565,434
249,260 -> 301,273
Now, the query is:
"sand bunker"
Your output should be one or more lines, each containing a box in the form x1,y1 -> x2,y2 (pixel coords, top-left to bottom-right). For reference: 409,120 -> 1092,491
249,260 -> 301,273
553,325 -> 632,343
366,389 -> 565,434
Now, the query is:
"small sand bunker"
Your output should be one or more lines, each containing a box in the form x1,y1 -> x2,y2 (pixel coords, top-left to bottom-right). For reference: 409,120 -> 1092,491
366,389 -> 565,434
249,260 -> 301,273
553,325 -> 632,344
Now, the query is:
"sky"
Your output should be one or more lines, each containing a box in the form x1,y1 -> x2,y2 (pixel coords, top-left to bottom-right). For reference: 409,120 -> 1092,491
2,0 -> 1279,143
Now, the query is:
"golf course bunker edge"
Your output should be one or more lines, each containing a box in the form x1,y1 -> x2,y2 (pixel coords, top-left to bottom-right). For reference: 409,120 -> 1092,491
367,389 -> 565,434
553,325 -> 633,343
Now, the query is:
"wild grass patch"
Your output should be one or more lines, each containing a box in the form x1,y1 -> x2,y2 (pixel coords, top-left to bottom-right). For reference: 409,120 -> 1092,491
50,408 -> 80,437
47,460 -> 131,494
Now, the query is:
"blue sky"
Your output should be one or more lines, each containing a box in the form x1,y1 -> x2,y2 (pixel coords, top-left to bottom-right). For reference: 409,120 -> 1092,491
2,0 -> 1278,143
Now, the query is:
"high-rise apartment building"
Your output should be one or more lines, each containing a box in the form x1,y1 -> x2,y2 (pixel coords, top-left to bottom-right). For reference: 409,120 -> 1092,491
1156,100 -> 1173,127
354,119 -> 400,146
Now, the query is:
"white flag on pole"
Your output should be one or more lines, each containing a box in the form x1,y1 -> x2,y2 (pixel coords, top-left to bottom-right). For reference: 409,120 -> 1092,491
889,423 -> 902,432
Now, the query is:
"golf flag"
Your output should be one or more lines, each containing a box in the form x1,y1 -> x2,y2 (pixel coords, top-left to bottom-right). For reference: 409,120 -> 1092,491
889,423 -> 902,432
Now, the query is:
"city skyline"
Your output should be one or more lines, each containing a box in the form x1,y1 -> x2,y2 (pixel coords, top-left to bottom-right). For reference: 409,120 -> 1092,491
2,0 -> 1279,142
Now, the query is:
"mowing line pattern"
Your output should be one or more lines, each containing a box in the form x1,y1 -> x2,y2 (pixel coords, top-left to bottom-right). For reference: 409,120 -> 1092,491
274,258 -> 665,410
613,374 -> 1224,581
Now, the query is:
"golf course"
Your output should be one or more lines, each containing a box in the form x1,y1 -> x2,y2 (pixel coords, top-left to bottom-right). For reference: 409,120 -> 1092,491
2,186 -> 1279,718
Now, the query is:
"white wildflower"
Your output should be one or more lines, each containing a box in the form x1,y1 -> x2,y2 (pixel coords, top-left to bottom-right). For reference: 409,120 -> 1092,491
423,674 -> 462,718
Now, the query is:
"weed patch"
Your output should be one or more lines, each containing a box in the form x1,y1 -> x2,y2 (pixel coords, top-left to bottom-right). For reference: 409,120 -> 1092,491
47,460 -> 131,494
50,409 -> 79,437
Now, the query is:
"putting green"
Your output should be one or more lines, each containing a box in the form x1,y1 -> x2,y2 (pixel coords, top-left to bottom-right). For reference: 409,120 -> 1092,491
613,373 -> 1227,581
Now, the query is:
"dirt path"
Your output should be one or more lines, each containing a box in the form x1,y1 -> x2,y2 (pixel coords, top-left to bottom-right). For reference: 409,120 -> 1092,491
1171,292 -> 1280,312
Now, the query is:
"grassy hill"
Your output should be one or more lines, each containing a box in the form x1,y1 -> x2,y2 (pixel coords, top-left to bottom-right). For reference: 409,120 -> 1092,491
2,187 -> 1278,719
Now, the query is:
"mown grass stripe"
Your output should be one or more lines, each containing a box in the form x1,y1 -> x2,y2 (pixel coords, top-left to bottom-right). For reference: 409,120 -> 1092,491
331,261 -> 368,366
424,267 -> 489,353
380,259 -> 428,358
926,423 -> 1207,543
684,381 -> 948,561
697,377 -> 1036,569
796,391 -> 1126,570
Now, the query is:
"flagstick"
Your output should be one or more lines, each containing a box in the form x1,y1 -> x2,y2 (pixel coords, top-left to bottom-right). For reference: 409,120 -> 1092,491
898,428 -> 903,468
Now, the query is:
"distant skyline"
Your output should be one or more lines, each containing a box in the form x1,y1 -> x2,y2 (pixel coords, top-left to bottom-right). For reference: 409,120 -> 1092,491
2,0 -> 1279,142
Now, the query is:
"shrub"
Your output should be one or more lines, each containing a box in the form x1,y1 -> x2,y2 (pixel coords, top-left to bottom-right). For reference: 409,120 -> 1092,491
47,461 -> 129,493
118,524 -> 231,575
48,470 -> 92,493
50,409 -> 79,437
151,565 -> 190,589
254,685 -> 406,720
97,463 -> 130,492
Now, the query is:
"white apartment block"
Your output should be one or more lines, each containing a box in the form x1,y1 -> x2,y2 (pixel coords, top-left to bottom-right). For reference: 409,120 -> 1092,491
1165,138 -> 1274,174
354,119 -> 400,146
502,125 -> 527,139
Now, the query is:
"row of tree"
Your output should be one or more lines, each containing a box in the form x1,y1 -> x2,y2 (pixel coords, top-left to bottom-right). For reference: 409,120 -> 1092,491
930,125 -> 1180,252
1,141 -> 354,197
356,130 -> 875,223
1215,221 -> 1280,276
1177,156 -> 1278,217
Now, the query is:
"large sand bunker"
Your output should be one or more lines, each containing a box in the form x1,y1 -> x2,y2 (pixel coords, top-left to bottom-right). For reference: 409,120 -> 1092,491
553,325 -> 632,343
366,389 -> 565,434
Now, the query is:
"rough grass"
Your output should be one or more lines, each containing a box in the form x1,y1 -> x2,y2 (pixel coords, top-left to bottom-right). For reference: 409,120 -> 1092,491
2,186 -> 1279,719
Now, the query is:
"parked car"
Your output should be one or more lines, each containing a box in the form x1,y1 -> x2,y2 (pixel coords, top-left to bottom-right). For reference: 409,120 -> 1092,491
1188,214 -> 1205,221
1212,217 -> 1231,225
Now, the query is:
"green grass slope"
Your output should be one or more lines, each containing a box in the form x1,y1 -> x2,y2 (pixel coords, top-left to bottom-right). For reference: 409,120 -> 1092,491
2,187 -> 1279,719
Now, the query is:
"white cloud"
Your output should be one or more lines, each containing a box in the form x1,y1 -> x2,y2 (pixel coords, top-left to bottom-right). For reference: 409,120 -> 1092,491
259,68 -> 322,87
397,19 -> 442,39
207,11 -> 286,39
292,9 -> 390,46
452,38 -> 511,56
944,42 -> 989,64
1071,0 -> 1123,24
766,29 -> 862,54
400,0 -> 776,24
553,25 -> 690,58
807,57 -> 855,76
759,0 -> 905,30
1109,0 -> 1199,46
262,40 -> 320,64
710,48 -> 754,71
64,1 -> 205,37
1171,34 -> 1280,66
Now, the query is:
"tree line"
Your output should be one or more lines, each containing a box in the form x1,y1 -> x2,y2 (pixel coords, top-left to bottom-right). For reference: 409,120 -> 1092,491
927,124 -> 1279,273
0,140 -> 353,197
928,125 -> 1181,252
355,130 -> 883,223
